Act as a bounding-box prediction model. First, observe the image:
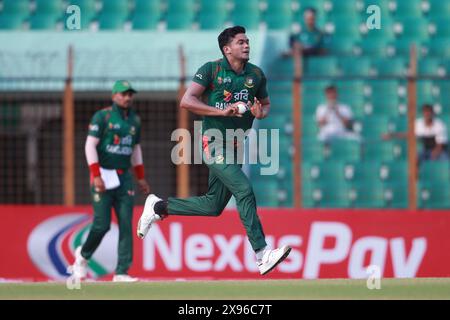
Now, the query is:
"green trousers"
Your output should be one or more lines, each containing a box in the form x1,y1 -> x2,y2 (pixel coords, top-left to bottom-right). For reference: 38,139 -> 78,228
81,171 -> 134,275
167,147 -> 267,252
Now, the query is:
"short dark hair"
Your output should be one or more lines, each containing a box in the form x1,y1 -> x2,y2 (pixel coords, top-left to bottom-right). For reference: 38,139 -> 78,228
218,26 -> 246,56
325,85 -> 337,92
422,104 -> 434,112
303,7 -> 317,15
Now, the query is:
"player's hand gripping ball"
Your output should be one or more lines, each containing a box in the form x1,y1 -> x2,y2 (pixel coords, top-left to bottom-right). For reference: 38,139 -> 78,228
236,102 -> 248,114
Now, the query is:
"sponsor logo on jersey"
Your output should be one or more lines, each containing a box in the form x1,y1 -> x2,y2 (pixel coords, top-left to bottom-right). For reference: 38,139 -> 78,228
234,89 -> 249,101
109,123 -> 121,130
224,77 -> 232,84
113,134 -> 120,145
223,90 -> 233,102
195,73 -> 203,80
89,124 -> 99,132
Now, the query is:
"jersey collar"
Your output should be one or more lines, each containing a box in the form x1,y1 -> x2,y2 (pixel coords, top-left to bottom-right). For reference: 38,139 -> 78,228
221,56 -> 250,75
112,103 -> 131,119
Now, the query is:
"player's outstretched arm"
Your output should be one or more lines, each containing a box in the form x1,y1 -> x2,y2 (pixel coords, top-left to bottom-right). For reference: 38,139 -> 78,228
180,82 -> 241,117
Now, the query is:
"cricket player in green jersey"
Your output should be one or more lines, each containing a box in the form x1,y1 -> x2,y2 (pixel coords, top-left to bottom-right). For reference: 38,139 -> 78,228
71,80 -> 150,282
137,26 -> 291,275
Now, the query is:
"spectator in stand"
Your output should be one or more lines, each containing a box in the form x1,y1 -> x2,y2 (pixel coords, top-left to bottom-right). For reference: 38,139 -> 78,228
285,8 -> 327,57
383,104 -> 449,162
316,85 -> 359,143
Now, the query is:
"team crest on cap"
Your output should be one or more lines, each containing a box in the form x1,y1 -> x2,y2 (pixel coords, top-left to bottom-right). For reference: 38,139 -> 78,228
122,81 -> 129,87
245,77 -> 254,88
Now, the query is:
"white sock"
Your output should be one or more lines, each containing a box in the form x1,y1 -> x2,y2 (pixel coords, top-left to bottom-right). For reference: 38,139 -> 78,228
255,246 -> 267,262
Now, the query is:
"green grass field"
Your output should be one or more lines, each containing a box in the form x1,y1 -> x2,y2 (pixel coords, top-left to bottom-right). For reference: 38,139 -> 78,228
1,278 -> 450,300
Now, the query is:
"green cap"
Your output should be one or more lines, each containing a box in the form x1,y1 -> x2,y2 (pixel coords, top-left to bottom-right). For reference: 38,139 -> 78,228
112,80 -> 137,94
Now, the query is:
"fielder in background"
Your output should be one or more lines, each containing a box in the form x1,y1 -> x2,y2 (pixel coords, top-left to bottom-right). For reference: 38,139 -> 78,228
71,80 -> 150,282
137,26 -> 291,276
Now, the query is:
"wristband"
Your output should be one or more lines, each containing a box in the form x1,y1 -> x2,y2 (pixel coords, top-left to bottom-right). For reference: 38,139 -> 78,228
89,163 -> 101,177
134,164 -> 145,180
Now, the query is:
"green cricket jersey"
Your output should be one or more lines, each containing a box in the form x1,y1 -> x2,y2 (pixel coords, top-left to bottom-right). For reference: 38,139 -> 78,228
296,26 -> 324,49
192,57 -> 268,145
87,103 -> 141,170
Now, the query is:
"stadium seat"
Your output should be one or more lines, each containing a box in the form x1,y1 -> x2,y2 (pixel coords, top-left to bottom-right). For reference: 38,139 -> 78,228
388,39 -> 423,57
417,80 -> 436,106
265,0 -> 293,30
336,80 -> 366,97
0,15 -> 26,30
419,161 -> 450,184
269,95 -> 292,116
327,140 -> 361,162
350,181 -> 386,208
230,12 -> 261,30
383,182 -> 408,208
363,141 -> 399,161
302,140 -> 326,162
268,58 -> 294,78
297,0 -> 326,13
339,56 -> 371,77
198,0 -> 228,30
34,0 -> 64,14
325,37 -> 356,55
166,13 -> 194,30
426,0 -> 450,19
308,181 -> 351,208
427,39 -> 450,58
418,181 -> 450,209
304,57 -> 339,76
258,114 -> 291,135
101,0 -> 129,14
267,80 -> 292,95
394,17 -> 430,41
418,58 -> 447,77
380,161 -> 408,183
326,0 -> 360,16
132,12 -> 160,30
134,0 -> 161,11
231,0 -> 261,28
98,13 -> 127,30
199,0 -> 228,12
1,0 -> 30,17
324,16 -> 362,39
392,0 -> 425,18
253,179 -> 282,207
303,161 -> 345,182
371,57 -> 408,77
303,116 -> 318,137
369,96 -> 402,117
356,38 -> 390,56
429,18 -> 450,39
366,80 -> 403,98
344,161 -> 382,182
198,12 -> 227,30
388,116 -> 408,133
359,116 -> 390,141
29,14 -> 60,30
165,0 -> 195,30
